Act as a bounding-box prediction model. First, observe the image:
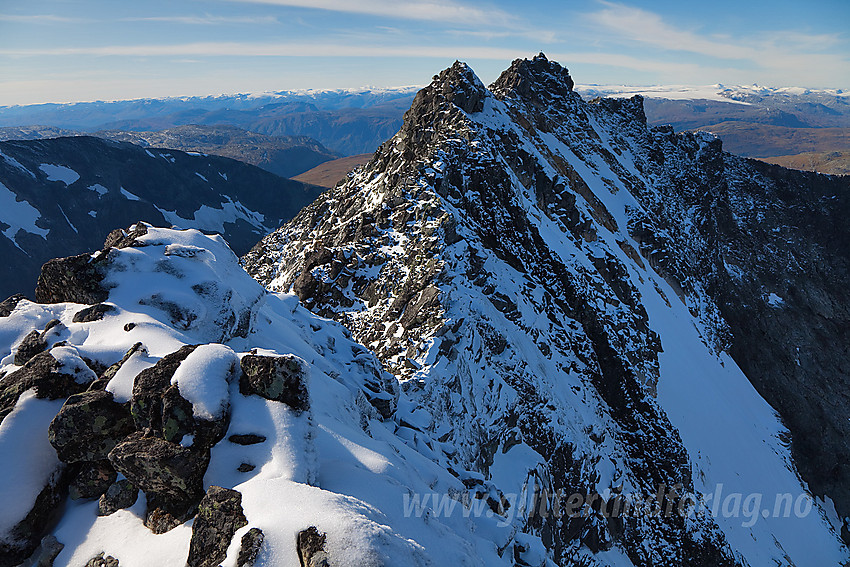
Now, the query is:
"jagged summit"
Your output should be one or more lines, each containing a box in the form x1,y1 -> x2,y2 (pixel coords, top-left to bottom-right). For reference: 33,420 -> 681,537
490,52 -> 575,101
246,56 -> 850,566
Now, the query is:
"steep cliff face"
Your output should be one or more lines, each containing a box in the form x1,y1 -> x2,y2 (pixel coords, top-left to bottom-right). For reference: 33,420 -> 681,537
245,54 -> 850,565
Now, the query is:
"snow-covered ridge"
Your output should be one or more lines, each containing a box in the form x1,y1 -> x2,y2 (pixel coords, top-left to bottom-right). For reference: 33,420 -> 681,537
246,54 -> 850,565
576,83 -> 849,103
0,223 -> 541,566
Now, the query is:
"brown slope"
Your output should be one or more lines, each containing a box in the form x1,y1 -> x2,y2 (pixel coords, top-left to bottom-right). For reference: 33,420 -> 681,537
291,153 -> 371,188
761,150 -> 850,176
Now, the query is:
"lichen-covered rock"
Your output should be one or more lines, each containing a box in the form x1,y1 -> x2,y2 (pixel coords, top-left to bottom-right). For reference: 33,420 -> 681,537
68,460 -> 117,500
0,352 -> 92,425
48,390 -> 135,463
107,433 -> 209,531
35,253 -> 110,305
160,383 -> 194,445
13,330 -> 47,366
83,552 -> 119,567
237,528 -> 264,567
97,479 -> 139,516
297,526 -> 330,567
186,486 -> 249,567
239,354 -> 309,412
72,303 -> 117,324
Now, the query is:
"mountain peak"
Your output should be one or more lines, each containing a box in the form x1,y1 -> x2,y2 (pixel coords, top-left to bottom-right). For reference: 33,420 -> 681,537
426,59 -> 487,115
490,52 -> 575,102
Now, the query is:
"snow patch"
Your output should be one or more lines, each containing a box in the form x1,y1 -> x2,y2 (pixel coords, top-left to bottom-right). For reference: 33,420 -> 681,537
39,163 -> 80,185
170,343 -> 238,421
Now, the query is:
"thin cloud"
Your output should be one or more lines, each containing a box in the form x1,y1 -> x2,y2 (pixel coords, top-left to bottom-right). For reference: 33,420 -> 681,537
123,15 -> 279,25
224,0 -> 519,28
0,39 -> 719,77
0,13 -> 91,24
584,1 -> 848,67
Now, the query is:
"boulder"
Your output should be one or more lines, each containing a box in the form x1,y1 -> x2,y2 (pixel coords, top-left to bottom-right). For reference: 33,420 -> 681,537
297,527 -> 330,567
48,390 -> 135,463
98,479 -> 139,516
186,486 -> 249,567
0,468 -> 70,567
237,528 -> 265,567
108,434 -> 209,532
69,461 -> 117,500
228,434 -> 266,445
0,293 -> 26,317
35,253 -> 110,305
72,303 -> 117,323
84,553 -> 119,567
129,345 -> 197,432
13,330 -> 47,366
239,354 -> 309,412
0,352 -> 92,425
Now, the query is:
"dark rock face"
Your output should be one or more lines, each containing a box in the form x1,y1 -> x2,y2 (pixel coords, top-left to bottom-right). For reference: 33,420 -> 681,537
35,253 -> 110,305
98,479 -> 139,516
186,486 -> 249,567
239,354 -> 309,412
237,528 -> 265,567
13,329 -> 47,366
0,293 -> 26,317
0,468 -> 70,567
297,527 -> 330,567
48,390 -> 135,463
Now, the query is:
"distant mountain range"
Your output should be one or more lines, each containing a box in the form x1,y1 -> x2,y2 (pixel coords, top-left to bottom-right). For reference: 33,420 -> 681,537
3,84 -> 848,175
0,136 -> 323,299
576,84 -> 850,174
0,88 -> 419,156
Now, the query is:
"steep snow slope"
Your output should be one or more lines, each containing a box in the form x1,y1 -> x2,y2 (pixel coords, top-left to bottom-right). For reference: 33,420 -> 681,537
245,55 -> 849,565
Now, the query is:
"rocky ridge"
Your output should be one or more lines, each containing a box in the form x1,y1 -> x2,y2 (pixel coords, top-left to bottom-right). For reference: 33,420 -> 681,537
245,54 -> 850,565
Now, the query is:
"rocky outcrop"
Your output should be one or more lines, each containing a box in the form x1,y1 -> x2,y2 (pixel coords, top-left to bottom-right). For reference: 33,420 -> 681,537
239,354 -> 309,412
108,434 -> 209,532
186,486 -> 249,567
48,390 -> 134,463
72,303 -> 118,323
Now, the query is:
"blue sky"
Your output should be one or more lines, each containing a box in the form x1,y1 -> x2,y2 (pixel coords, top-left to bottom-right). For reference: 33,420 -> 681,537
1,0 -> 848,105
